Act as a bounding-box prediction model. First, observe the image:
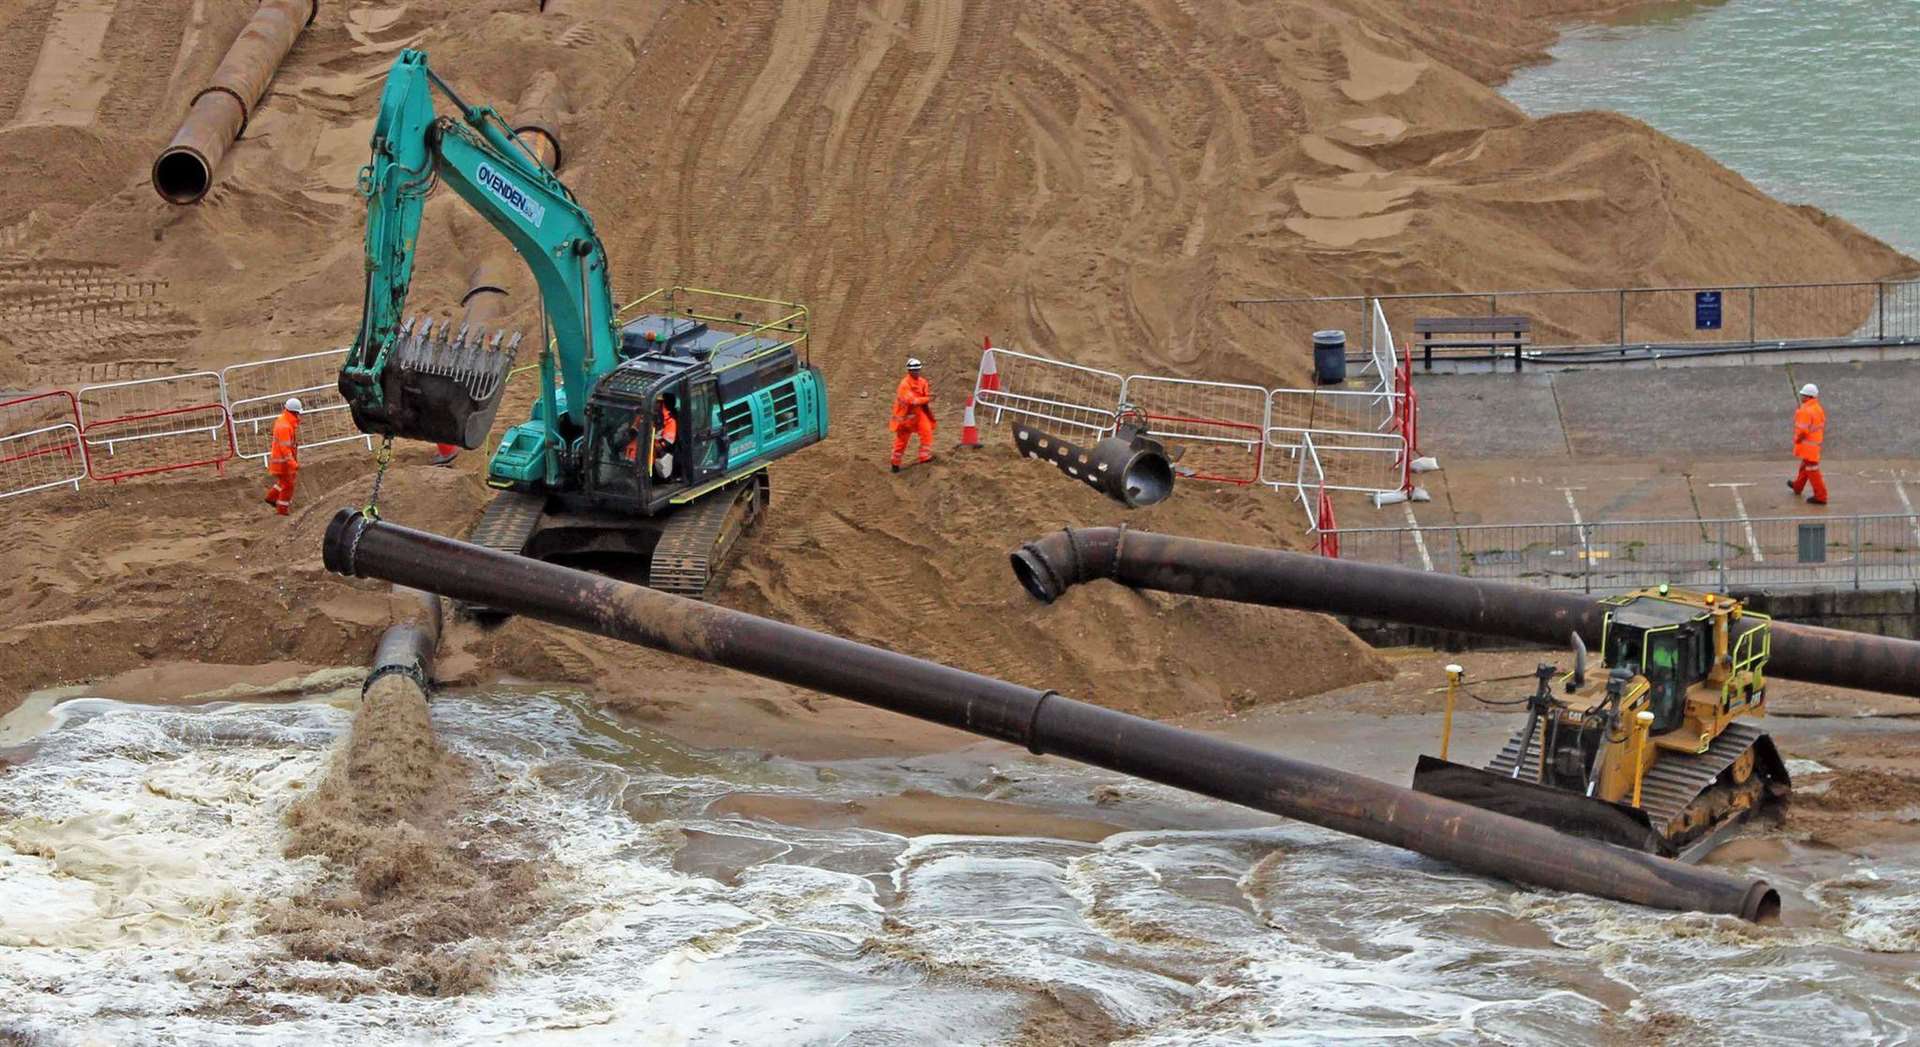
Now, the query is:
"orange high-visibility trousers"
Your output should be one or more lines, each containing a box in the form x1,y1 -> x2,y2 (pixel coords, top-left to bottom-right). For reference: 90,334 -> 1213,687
1790,461 -> 1828,503
265,467 -> 297,515
891,415 -> 935,466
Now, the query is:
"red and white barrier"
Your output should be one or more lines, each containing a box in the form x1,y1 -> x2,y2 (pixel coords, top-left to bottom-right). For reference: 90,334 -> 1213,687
0,391 -> 85,499
77,373 -> 235,483
1119,374 -> 1267,486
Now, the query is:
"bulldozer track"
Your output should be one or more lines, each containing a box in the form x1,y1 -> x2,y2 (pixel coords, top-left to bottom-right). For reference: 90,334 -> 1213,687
650,474 -> 768,597
1487,720 -> 1773,835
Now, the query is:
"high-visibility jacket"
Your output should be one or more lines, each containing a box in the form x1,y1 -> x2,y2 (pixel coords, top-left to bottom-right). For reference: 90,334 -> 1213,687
268,410 -> 300,473
1793,398 -> 1825,463
657,404 -> 678,446
889,374 -> 934,434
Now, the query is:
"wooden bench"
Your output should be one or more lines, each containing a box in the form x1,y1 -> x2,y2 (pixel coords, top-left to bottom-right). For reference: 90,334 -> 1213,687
1413,315 -> 1532,371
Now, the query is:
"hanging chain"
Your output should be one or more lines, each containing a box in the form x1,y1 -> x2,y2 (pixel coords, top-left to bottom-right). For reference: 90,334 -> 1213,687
361,435 -> 395,519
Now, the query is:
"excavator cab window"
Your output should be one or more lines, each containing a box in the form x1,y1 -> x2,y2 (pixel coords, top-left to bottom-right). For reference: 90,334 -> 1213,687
684,376 -> 725,484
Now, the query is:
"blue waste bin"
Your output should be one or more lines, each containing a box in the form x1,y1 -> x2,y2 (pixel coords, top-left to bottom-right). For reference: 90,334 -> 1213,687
1313,330 -> 1347,386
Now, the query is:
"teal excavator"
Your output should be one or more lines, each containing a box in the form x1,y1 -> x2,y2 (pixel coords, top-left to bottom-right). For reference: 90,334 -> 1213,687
338,50 -> 827,598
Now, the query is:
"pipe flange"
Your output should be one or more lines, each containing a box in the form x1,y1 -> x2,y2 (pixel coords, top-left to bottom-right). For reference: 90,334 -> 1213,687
362,660 -> 430,697
460,283 -> 510,306
188,84 -> 253,138
1024,689 -> 1057,755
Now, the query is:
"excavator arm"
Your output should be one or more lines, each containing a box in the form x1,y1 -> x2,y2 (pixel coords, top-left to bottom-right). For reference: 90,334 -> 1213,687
339,49 -> 618,472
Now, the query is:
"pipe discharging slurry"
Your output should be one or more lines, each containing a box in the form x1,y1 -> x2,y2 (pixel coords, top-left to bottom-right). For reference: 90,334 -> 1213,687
1010,526 -> 1920,700
151,0 -> 318,204
322,510 -> 1780,922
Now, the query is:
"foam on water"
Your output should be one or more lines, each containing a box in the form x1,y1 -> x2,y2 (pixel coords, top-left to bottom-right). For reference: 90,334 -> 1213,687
3,690 -> 1920,1044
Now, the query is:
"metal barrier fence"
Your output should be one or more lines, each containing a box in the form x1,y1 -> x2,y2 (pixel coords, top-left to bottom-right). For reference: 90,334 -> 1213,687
0,347 -> 385,498
76,372 -> 233,482
974,347 -> 1123,438
970,342 -> 1431,527
0,391 -> 86,499
1121,374 -> 1267,485
1331,513 -> 1920,593
1233,278 -> 1920,361
222,348 -> 369,459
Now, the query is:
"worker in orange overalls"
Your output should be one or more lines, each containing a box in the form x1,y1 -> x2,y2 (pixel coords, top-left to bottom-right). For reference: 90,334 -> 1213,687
653,394 -> 678,479
619,396 -> 679,480
889,357 -> 935,472
263,397 -> 302,515
1788,382 -> 1828,505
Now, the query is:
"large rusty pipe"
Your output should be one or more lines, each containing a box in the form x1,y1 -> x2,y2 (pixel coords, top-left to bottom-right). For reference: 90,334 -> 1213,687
364,586 -> 443,695
152,0 -> 318,205
322,510 -> 1779,921
1010,527 -> 1920,699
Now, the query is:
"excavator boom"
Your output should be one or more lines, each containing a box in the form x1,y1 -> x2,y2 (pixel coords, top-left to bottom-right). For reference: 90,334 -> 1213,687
338,49 -> 617,475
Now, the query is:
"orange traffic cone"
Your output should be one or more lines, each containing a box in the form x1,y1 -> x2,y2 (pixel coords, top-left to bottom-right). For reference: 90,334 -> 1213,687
960,395 -> 981,448
977,337 -> 1000,392
431,443 -> 458,466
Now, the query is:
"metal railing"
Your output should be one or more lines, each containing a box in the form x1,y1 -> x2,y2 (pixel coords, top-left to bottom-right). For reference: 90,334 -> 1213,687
1331,513 -> 1920,593
1233,278 -> 1920,362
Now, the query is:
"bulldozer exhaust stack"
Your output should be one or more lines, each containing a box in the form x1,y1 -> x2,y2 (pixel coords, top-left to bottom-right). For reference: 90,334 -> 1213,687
323,511 -> 1780,922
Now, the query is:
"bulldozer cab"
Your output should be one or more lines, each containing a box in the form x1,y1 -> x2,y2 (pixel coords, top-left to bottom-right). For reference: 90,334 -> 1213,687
584,357 -> 727,513
1600,592 -> 1723,733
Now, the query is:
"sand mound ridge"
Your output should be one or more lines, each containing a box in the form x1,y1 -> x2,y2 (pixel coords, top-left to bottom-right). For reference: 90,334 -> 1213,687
0,0 -> 1911,724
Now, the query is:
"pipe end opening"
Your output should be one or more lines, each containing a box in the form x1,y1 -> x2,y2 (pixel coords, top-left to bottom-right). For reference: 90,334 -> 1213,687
1010,548 -> 1058,603
323,508 -> 368,576
1120,453 -> 1175,508
152,149 -> 212,205
1745,883 -> 1782,924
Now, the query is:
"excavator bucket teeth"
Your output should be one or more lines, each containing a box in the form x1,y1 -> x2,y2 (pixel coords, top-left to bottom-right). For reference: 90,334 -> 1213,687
346,316 -> 521,448
1410,755 -> 1672,856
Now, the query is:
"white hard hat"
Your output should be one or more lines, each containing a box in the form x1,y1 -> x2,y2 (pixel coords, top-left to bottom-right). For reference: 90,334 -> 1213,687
285,397 -> 304,413
906,357 -> 922,370
1798,383 -> 1818,398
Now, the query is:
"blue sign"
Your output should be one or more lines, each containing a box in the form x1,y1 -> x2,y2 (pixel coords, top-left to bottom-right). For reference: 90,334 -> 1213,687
1695,290 -> 1723,330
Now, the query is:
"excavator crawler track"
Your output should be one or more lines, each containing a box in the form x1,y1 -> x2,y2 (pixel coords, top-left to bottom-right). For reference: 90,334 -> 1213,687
649,474 -> 769,597
457,489 -> 548,616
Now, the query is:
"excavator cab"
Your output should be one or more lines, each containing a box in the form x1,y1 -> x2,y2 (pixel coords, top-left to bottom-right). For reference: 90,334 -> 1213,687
582,358 -> 729,513
1412,585 -> 1790,861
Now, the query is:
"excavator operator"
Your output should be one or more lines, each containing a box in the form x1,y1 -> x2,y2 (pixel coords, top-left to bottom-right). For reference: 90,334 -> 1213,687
654,394 -> 679,480
619,394 -> 679,481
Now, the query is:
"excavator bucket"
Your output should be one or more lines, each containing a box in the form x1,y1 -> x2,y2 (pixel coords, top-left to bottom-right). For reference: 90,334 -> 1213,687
343,316 -> 522,448
1411,756 -> 1671,856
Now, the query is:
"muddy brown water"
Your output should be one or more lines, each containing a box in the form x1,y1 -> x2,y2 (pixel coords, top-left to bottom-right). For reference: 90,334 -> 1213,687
1,689 -> 1917,1044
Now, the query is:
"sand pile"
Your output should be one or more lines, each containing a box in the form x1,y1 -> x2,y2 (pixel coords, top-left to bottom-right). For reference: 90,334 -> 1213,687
0,0 -> 1911,731
269,675 -> 544,996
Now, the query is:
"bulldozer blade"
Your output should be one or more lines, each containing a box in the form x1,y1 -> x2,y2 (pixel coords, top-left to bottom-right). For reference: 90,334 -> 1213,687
1411,755 -> 1672,857
349,315 -> 522,448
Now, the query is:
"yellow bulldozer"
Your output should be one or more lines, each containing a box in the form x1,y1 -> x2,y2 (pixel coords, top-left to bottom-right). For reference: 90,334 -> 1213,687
1413,585 -> 1792,861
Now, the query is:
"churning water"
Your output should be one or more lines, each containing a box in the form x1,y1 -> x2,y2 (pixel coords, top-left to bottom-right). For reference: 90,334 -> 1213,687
1502,0 -> 1920,258
3,690 -> 1920,1044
